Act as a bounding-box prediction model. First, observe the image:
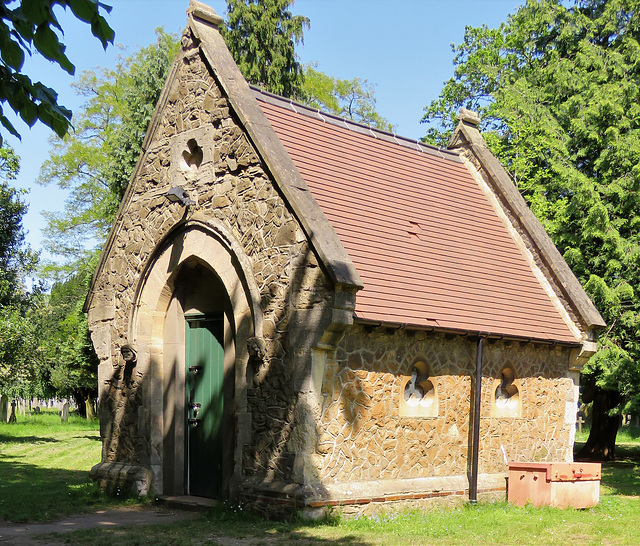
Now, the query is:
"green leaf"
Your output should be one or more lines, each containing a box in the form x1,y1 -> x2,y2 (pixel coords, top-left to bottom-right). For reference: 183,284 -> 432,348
90,14 -> 115,49
66,0 -> 98,23
33,24 -> 75,74
19,0 -> 50,25
0,36 -> 25,70
19,99 -> 38,126
0,112 -> 20,141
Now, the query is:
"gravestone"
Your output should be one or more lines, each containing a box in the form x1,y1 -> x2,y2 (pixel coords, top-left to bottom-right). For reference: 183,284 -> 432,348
8,400 -> 16,424
0,394 -> 7,423
61,401 -> 69,423
85,396 -> 96,421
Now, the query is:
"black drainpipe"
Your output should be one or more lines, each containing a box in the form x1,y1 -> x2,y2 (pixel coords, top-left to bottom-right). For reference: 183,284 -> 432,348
469,335 -> 484,504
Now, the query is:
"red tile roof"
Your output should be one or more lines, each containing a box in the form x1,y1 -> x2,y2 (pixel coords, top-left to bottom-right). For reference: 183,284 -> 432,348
255,92 -> 578,343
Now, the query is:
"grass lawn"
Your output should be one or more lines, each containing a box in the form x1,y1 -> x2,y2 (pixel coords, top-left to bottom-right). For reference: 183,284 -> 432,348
53,427 -> 640,544
0,410 -> 137,523
2,413 -> 640,544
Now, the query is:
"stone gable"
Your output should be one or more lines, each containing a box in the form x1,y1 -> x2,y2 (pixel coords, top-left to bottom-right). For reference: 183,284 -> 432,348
88,28 -> 339,484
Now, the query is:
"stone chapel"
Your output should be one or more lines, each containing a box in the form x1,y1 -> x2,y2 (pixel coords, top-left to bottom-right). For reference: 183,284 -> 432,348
86,1 -> 605,515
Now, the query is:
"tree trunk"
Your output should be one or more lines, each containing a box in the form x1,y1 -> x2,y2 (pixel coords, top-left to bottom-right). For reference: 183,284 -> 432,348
73,391 -> 86,418
576,382 -> 621,461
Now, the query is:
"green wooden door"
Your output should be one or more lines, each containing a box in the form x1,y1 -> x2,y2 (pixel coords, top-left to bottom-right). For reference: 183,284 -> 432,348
185,313 -> 224,498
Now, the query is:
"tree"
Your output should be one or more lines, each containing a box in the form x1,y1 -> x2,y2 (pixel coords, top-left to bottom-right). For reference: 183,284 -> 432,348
35,259 -> 99,416
0,303 -> 40,399
0,145 -> 40,399
221,0 -> 309,98
0,146 -> 37,309
423,0 -> 640,460
37,29 -> 179,276
35,31 -> 178,415
0,0 -> 114,143
302,64 -> 394,132
221,1 -> 391,126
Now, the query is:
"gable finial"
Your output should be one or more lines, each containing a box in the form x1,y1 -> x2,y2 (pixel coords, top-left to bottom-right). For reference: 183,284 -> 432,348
187,0 -> 223,27
457,108 -> 481,127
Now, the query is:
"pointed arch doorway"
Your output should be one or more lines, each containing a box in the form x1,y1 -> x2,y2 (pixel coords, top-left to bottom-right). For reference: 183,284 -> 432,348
131,221 -> 263,500
163,261 -> 234,498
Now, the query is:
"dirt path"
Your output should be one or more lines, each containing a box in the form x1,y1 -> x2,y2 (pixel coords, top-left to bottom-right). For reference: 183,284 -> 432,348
0,506 -> 199,545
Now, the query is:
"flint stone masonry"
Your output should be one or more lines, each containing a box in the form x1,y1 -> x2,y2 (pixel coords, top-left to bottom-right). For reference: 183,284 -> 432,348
309,325 -> 578,502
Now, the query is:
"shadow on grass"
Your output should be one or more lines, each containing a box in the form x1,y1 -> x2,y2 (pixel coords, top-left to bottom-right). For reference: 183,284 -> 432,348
66,433 -> 101,442
0,459 -> 118,523
0,434 -> 58,444
46,504 -> 373,546
575,440 -> 640,497
600,443 -> 640,497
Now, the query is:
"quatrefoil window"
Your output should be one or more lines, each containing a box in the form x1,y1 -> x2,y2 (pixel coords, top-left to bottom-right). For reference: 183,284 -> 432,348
181,138 -> 203,171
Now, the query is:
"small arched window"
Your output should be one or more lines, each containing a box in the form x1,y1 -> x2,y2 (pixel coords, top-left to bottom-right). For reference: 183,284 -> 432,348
400,360 -> 439,418
492,365 -> 520,418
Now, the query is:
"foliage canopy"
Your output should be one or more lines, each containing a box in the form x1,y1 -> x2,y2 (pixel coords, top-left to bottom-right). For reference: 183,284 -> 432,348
423,0 -> 640,456
0,0 -> 114,143
37,29 -> 179,277
221,0 -> 309,98
302,64 -> 394,132
0,145 -> 40,397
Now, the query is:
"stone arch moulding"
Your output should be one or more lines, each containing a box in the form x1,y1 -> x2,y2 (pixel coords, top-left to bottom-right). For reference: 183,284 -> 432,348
129,218 -> 264,494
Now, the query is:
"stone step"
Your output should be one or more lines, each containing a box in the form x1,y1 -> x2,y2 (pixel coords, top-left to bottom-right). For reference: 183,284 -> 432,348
156,495 -> 218,511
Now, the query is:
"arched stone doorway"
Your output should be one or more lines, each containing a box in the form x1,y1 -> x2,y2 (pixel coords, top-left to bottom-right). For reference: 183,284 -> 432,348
131,220 -> 263,498
162,261 -> 234,497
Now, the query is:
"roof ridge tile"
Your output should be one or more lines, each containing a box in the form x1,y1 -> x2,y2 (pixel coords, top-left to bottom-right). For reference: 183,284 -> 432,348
251,85 -> 462,163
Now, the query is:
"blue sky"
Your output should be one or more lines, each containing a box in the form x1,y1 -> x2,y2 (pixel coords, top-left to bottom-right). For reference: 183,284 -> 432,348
6,0 -> 523,256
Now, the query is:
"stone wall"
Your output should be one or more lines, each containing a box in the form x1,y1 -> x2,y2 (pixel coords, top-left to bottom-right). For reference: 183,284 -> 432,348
88,30 -> 337,487
314,324 -> 578,492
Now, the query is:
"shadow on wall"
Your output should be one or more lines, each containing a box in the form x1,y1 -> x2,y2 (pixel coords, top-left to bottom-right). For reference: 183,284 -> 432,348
100,357 -> 148,464
97,232 -> 333,508
243,242 -> 330,489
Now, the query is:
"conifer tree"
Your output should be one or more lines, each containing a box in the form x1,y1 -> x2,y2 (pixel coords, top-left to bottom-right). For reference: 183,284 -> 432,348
221,0 -> 309,97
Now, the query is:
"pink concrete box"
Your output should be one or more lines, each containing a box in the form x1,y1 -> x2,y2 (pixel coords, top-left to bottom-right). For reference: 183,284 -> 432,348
508,462 -> 601,509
